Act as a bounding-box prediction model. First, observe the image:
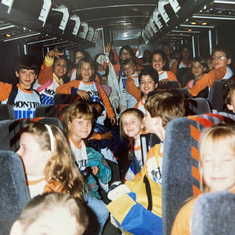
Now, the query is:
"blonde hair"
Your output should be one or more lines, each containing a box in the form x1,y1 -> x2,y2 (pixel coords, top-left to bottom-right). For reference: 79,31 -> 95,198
119,108 -> 144,137
62,101 -> 95,138
21,122 -> 85,200
145,91 -> 185,128
76,57 -> 96,81
199,124 -> 235,192
18,192 -> 88,234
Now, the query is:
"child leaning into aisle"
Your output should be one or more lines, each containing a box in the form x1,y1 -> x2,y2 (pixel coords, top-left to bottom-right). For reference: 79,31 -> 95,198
0,56 -> 41,119
33,47 -> 68,105
171,124 -> 235,235
119,108 -> 145,181
135,67 -> 159,115
16,122 -> 108,235
56,57 -> 116,126
188,46 -> 233,97
107,90 -> 186,234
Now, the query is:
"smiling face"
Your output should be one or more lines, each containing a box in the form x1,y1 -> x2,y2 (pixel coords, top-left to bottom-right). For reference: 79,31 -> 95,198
152,53 -> 165,72
16,69 -> 37,89
191,61 -> 205,79
53,58 -> 67,79
121,113 -> 143,140
212,50 -> 231,69
139,75 -> 156,98
201,139 -> 235,192
16,133 -> 49,177
123,63 -> 135,77
70,116 -> 92,143
81,62 -> 92,82
120,49 -> 131,61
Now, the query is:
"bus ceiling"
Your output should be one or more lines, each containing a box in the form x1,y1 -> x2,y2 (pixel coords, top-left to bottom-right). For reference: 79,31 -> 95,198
0,0 -> 234,51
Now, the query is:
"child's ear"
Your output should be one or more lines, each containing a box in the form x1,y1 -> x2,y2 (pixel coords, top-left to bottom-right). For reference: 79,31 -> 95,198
155,83 -> 158,89
227,103 -> 234,111
42,150 -> 52,163
227,58 -> 231,65
15,71 -> 19,78
10,220 -> 23,235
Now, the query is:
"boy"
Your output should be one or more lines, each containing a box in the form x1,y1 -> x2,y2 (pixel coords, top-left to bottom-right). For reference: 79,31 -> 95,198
135,67 -> 159,115
0,56 -> 41,119
188,46 -> 233,97
107,90 -> 186,234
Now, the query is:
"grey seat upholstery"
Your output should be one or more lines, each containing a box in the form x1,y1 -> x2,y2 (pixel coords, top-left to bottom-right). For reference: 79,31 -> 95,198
191,191 -> 235,235
0,104 -> 15,120
162,112 -> 235,235
0,150 -> 29,235
0,117 -> 63,151
186,97 -> 211,115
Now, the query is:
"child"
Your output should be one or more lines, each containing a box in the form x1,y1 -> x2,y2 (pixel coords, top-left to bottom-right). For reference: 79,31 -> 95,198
161,43 -> 175,70
171,124 -> 235,234
119,108 -> 145,181
56,57 -> 116,126
107,90 -> 186,234
33,47 -> 68,105
135,67 -> 159,115
188,46 -> 233,97
152,50 -> 179,87
10,192 -> 88,235
123,59 -> 141,108
0,55 -> 41,119
100,74 -> 112,97
225,77 -> 235,113
16,121 -> 109,235
186,57 -> 208,98
171,45 -> 191,74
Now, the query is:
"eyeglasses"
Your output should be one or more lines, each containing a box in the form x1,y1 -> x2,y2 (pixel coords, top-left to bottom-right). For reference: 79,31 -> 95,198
212,55 -> 226,61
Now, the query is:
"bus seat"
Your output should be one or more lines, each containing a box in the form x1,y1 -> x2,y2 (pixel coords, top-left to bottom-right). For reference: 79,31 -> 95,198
162,112 -> 235,235
0,104 -> 15,120
208,80 -> 227,112
182,72 -> 194,88
0,150 -> 29,235
54,93 -> 80,104
35,104 -> 70,120
191,191 -> 235,235
176,67 -> 191,86
0,117 -> 63,152
158,81 -> 180,90
186,98 -> 211,116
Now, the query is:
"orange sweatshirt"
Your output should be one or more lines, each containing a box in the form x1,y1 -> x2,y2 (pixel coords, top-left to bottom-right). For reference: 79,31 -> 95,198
56,80 -> 115,118
189,67 -> 227,97
126,76 -> 141,101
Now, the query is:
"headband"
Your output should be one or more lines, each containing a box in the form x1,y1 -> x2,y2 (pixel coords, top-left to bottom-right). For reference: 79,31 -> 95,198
45,124 -> 55,153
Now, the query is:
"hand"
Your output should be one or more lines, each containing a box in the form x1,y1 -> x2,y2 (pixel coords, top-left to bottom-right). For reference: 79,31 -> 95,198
47,46 -> 64,59
77,90 -> 90,100
105,41 -> 112,54
109,116 -> 116,125
91,166 -> 99,176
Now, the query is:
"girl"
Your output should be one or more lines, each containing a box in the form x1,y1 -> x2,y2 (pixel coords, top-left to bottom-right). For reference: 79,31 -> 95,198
120,108 -> 145,181
171,45 -> 191,74
56,57 -> 116,126
17,121 -> 109,235
123,59 -> 141,108
33,47 -> 68,105
171,124 -> 235,234
225,77 -> 235,113
186,57 -> 208,98
152,50 -> 179,87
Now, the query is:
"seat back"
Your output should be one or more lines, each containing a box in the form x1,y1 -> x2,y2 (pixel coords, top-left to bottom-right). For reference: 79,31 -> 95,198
181,72 -> 194,87
191,191 -> 235,235
186,98 -> 212,116
176,67 -> 191,86
208,79 -> 227,112
0,150 -> 29,234
157,81 -> 180,90
34,104 -> 70,120
162,113 -> 235,235
54,93 -> 80,104
0,104 -> 15,120
0,117 -> 63,152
